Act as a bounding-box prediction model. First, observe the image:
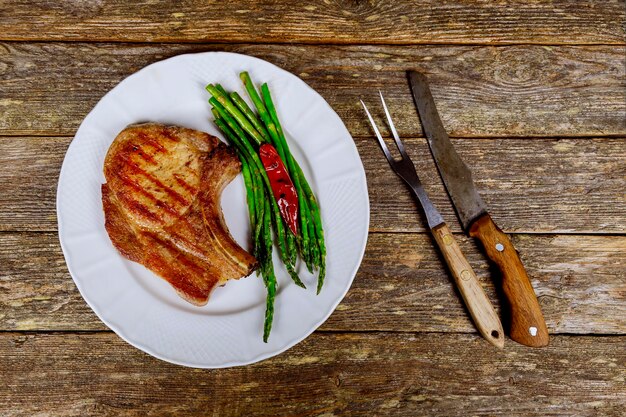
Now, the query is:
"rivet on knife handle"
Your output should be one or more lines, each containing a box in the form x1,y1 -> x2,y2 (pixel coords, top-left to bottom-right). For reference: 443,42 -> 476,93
469,214 -> 549,347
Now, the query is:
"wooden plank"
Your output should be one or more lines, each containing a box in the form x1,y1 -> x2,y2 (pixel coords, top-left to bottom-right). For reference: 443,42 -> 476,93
1,136 -> 624,234
358,137 -> 626,234
326,233 -> 626,334
0,137 -> 64,232
1,1 -> 624,45
1,43 -> 624,137
1,332 -> 623,416
1,232 -> 624,334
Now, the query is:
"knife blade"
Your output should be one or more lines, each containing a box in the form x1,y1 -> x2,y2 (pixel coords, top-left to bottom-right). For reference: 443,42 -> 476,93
408,70 -> 549,347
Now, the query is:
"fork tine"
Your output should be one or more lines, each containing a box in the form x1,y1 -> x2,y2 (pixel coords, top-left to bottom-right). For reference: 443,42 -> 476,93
360,99 -> 395,164
378,91 -> 407,157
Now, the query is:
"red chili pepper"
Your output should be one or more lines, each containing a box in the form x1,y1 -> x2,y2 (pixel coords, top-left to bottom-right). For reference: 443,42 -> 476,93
258,143 -> 299,236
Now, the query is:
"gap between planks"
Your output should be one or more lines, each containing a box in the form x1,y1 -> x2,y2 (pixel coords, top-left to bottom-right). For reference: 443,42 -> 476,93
1,229 -> 625,238
2,329 -> 624,337
2,134 -> 626,139
0,38 -> 624,47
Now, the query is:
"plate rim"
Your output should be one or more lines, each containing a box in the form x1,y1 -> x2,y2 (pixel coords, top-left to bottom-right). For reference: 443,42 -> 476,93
56,50 -> 370,368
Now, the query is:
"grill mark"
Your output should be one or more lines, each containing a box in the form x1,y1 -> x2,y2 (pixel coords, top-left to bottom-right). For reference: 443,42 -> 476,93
134,147 -> 158,165
173,174 -> 197,195
143,243 -> 207,300
136,132 -> 168,154
119,195 -> 160,223
147,232 -> 207,278
125,162 -> 190,206
118,174 -> 180,218
145,138 -> 167,154
160,128 -> 181,143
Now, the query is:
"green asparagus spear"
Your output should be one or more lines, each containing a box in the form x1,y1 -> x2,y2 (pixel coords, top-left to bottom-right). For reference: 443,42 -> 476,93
230,92 -> 271,142
240,72 -> 273,128
296,162 -> 327,292
277,217 -> 306,288
206,84 -> 265,146
213,115 -> 266,258
214,83 -> 229,97
260,83 -> 327,291
212,98 -> 304,287
240,73 -> 291,165
260,85 -> 318,264
214,112 -> 276,340
260,197 -> 276,342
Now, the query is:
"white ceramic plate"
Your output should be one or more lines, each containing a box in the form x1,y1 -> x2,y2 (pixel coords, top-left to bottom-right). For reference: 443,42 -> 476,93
57,52 -> 369,368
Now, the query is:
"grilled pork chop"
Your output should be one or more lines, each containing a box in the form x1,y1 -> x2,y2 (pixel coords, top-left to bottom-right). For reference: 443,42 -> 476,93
102,123 -> 256,305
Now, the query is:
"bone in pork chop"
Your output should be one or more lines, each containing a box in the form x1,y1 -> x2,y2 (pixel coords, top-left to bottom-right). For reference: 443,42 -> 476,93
102,123 -> 257,305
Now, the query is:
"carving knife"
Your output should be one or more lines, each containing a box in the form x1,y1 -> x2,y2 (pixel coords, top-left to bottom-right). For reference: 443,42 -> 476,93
408,71 -> 549,347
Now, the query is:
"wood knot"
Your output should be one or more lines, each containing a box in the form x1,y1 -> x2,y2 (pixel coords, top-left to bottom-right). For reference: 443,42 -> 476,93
490,46 -> 561,89
332,372 -> 343,387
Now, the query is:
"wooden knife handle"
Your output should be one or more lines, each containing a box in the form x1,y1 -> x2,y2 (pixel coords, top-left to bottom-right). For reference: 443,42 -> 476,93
469,213 -> 549,347
431,223 -> 504,348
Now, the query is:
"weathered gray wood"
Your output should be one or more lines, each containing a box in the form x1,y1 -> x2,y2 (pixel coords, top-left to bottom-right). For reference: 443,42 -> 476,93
0,137 -> 65,231
325,233 -> 626,334
358,137 -> 626,234
1,332 -> 624,416
1,232 -> 624,334
1,136 -> 624,234
1,43 -> 624,137
1,2 -> 623,412
1,0 -> 624,45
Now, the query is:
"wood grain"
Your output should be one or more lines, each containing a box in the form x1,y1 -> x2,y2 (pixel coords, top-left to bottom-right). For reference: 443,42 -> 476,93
1,332 -> 624,416
470,214 -> 549,347
0,2 -> 623,412
2,136 -> 624,234
0,137 -> 65,232
1,1 -> 624,45
1,232 -> 624,334
1,43 -> 624,137
431,222 -> 504,348
360,137 -> 626,234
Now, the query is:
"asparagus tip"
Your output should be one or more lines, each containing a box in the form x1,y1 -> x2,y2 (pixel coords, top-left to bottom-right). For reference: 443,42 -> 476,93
316,268 -> 326,295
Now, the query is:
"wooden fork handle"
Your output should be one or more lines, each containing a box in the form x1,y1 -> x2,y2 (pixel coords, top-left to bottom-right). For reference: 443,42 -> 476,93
469,213 -> 549,347
431,223 -> 504,348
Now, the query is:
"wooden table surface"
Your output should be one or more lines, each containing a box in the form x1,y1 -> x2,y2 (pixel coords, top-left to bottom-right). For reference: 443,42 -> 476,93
1,1 -> 625,415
